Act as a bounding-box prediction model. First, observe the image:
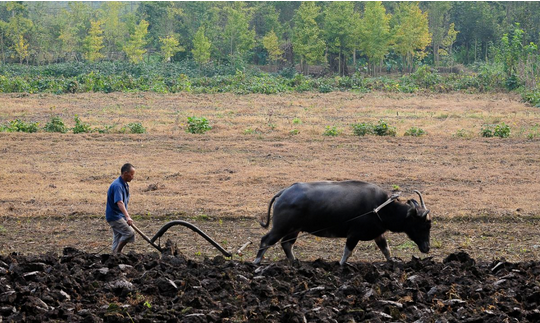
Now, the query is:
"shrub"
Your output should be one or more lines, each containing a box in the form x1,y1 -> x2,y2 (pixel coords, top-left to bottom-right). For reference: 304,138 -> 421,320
0,119 -> 39,133
351,122 -> 374,136
44,116 -> 68,133
373,119 -> 396,136
481,123 -> 511,138
522,89 -> 540,107
72,115 -> 92,134
186,116 -> 211,134
323,125 -> 341,136
404,127 -> 426,137
494,122 -> 511,138
126,122 -> 146,134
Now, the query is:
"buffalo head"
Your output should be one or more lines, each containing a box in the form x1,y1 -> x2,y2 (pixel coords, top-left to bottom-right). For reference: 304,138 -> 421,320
404,190 -> 431,253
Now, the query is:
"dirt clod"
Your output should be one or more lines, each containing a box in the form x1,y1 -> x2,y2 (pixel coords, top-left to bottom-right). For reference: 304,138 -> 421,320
1,248 -> 540,322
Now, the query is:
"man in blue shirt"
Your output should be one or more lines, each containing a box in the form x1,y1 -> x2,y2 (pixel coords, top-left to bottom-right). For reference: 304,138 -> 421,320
106,163 -> 136,254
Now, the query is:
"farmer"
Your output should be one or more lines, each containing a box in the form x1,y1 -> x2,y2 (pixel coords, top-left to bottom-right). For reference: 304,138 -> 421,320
106,163 -> 136,254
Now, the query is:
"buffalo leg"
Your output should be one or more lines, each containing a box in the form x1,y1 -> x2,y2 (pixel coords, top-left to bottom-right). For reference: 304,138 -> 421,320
340,238 -> 359,266
375,234 -> 391,260
254,232 -> 282,265
281,231 -> 299,262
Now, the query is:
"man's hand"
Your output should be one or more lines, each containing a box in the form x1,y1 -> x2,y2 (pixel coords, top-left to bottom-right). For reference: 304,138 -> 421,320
125,216 -> 133,226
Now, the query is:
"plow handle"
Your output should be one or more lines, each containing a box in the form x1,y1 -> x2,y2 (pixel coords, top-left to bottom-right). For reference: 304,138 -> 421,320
131,223 -> 163,252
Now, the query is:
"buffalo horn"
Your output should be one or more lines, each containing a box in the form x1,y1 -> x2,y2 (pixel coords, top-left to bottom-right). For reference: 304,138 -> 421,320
413,190 -> 426,209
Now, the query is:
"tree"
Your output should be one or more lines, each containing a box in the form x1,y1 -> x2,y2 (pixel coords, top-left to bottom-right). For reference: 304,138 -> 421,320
223,2 -> 255,59
123,19 -> 149,64
57,2 -> 92,62
262,30 -> 283,71
426,2 -> 452,66
83,20 -> 105,62
358,1 -> 391,75
12,34 -> 28,63
391,2 -> 432,73
439,23 -> 459,67
136,2 -> 182,57
450,2 -> 501,63
323,2 -> 357,75
58,21 -> 79,62
192,26 -> 211,65
26,2 -> 57,64
160,34 -> 183,62
99,1 -> 128,60
4,2 -> 33,64
292,1 -> 325,75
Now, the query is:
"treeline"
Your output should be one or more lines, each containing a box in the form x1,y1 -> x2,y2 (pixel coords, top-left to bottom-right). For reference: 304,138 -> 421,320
0,1 -> 539,73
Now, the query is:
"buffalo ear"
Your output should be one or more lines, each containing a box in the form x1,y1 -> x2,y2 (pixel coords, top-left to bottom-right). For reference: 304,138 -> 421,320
406,200 -> 418,218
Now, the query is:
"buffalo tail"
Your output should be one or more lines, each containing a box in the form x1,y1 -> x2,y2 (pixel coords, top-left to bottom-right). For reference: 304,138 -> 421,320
259,188 -> 285,228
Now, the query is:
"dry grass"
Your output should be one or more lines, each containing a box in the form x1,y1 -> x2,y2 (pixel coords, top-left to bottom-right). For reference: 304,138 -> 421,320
1,91 -> 540,261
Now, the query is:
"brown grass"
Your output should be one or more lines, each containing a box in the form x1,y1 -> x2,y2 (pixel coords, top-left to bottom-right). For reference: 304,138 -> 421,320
1,91 -> 540,261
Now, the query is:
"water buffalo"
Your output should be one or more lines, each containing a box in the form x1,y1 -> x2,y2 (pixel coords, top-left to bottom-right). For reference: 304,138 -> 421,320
254,180 -> 431,265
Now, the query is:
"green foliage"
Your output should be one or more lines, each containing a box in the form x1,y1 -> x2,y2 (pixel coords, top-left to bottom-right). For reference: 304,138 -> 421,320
192,26 -> 211,65
391,2 -> 431,71
123,20 -> 149,64
351,122 -> 374,136
72,115 -> 92,134
186,116 -> 211,134
481,123 -> 511,138
359,1 -> 391,75
0,119 -> 39,133
404,127 -> 426,137
262,30 -> 283,64
323,2 -> 357,76
409,66 -> 442,88
0,60 -> 528,95
223,2 -> 255,58
160,35 -> 184,62
373,119 -> 396,136
323,125 -> 341,136
44,116 -> 68,133
293,2 -> 325,70
522,89 -> 540,107
126,122 -> 146,134
494,123 -> 511,138
83,20 -> 105,62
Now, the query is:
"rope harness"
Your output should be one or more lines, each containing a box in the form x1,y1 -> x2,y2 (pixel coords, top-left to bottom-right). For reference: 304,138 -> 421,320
259,193 -> 401,252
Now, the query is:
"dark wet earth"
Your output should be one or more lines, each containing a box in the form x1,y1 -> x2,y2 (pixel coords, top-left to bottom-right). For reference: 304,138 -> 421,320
2,244 -> 540,322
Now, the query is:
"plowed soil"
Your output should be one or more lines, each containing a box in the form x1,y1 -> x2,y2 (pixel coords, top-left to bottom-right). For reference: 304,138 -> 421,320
1,91 -> 540,321
2,247 -> 540,322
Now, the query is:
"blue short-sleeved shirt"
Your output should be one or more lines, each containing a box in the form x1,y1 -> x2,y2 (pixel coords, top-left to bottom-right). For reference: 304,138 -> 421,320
106,176 -> 130,222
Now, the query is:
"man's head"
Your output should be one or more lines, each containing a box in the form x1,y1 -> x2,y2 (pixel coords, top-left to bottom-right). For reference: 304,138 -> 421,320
121,163 -> 135,182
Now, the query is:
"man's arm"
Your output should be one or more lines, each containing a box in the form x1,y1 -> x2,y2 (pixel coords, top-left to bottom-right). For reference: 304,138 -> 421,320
117,201 -> 133,225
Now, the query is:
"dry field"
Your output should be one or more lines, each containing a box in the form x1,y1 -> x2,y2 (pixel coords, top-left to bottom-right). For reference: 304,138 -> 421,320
1,91 -> 540,263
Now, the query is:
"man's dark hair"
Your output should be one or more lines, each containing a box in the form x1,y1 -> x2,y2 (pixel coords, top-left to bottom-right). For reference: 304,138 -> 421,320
121,163 -> 135,174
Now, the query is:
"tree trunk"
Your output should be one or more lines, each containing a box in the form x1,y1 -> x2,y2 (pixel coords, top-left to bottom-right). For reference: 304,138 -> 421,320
434,43 -> 440,67
474,39 -> 477,62
338,47 -> 342,76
